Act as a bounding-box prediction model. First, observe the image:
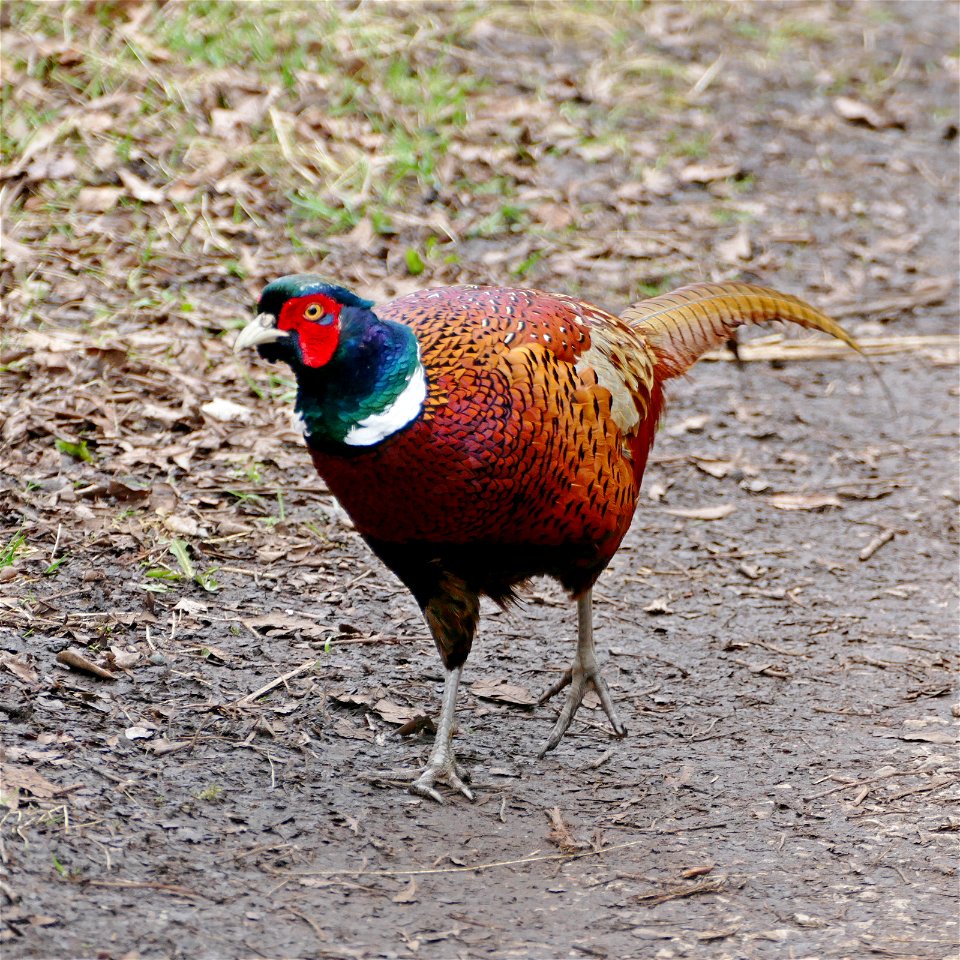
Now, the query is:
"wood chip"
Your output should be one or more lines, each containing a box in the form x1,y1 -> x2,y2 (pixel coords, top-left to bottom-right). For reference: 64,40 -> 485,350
766,492 -> 841,512
662,504 -> 736,521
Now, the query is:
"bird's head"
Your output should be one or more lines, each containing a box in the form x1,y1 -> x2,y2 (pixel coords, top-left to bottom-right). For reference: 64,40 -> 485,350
234,274 -> 375,369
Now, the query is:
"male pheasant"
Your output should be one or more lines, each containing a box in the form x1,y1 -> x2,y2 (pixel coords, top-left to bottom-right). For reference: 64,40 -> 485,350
235,276 -> 858,802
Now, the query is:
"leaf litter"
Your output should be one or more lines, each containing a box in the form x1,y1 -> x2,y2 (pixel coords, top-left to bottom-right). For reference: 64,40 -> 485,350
1,3 -> 958,958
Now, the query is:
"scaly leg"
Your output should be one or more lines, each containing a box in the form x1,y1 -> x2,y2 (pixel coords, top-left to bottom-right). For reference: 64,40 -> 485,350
409,665 -> 474,803
538,590 -> 627,756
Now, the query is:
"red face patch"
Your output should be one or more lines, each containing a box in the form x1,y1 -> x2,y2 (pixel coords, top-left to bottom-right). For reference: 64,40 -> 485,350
277,294 -> 342,368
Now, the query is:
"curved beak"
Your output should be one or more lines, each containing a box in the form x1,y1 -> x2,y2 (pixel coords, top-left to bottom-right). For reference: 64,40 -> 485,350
233,313 -> 288,353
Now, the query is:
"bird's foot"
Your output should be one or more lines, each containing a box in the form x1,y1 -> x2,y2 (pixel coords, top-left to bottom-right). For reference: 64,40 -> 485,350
537,663 -> 627,757
409,753 -> 473,804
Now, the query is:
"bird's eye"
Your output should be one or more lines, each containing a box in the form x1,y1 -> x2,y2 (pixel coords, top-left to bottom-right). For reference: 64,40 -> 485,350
303,303 -> 323,321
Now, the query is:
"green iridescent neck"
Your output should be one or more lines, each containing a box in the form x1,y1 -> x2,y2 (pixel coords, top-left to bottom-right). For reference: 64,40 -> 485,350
294,307 -> 424,448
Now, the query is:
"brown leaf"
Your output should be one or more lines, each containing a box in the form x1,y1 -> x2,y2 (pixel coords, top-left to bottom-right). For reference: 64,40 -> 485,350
533,202 -> 575,230
332,718 -> 375,742
470,678 -> 537,707
1,653 -> 40,685
75,480 -> 149,502
667,414 -> 710,436
372,699 -> 420,725
242,613 -> 324,639
201,398 -> 255,423
1,763 -> 62,799
897,730 -> 956,745
546,807 -> 589,852
108,646 -> 142,670
692,457 -> 734,479
56,648 -> 117,680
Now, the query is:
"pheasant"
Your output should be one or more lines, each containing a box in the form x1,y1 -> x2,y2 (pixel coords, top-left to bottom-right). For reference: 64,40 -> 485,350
235,276 -> 857,802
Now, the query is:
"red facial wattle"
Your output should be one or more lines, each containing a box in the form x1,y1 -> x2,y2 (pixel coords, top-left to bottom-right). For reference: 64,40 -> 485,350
277,294 -> 342,368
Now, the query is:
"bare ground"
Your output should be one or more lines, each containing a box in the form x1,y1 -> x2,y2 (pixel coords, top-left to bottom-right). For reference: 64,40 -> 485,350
1,3 -> 958,959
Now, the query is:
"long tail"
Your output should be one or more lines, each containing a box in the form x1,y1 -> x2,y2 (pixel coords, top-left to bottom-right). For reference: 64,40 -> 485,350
621,281 -> 859,379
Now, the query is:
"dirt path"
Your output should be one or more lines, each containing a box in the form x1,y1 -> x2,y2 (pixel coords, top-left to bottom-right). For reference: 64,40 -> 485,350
2,3 -> 957,958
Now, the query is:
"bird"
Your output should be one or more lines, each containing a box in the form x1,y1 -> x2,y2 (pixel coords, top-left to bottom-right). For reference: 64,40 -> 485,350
234,275 -> 858,802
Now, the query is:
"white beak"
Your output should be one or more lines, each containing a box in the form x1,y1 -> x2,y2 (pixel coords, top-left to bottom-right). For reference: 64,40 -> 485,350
233,313 -> 288,353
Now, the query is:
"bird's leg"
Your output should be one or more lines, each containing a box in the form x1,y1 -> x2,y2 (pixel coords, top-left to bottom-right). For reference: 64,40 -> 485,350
409,665 -> 474,804
538,589 -> 627,756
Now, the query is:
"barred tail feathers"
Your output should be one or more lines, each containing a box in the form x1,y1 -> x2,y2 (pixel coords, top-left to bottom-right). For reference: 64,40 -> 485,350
621,282 -> 859,380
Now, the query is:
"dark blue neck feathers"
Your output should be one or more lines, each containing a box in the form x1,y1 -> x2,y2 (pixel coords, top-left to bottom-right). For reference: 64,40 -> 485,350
294,306 -> 421,447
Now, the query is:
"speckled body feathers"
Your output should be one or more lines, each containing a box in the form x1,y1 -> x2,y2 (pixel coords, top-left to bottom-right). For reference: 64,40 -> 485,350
309,286 -> 662,608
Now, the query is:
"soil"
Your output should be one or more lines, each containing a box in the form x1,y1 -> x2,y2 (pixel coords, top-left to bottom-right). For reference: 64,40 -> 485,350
1,3 -> 958,960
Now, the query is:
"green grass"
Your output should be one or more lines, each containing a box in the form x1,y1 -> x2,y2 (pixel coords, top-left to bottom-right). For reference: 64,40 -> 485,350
55,438 -> 94,463
1,530 -> 27,568
3,0 -> 487,245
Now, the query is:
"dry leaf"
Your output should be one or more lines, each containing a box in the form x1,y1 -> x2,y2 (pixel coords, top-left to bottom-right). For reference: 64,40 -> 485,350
833,96 -> 903,130
163,514 -> 200,536
56,648 -> 117,679
644,596 -> 674,615
680,162 -> 741,184
0,763 -> 62,800
124,726 -> 155,740
392,878 -> 419,904
174,597 -> 209,617
1,653 -> 40,685
109,646 -> 142,670
76,186 -> 123,212
118,168 -> 165,203
533,202 -> 574,231
332,718 -> 375,742
640,165 -> 675,196
896,730 -> 956,745
372,699 -> 420,725
692,458 -> 734,479
201,398 -> 254,423
667,414 -> 710,436
717,223 -> 752,262
662,504 -> 736,521
470,678 -> 537,707
646,479 -> 668,502
546,807 -> 589,852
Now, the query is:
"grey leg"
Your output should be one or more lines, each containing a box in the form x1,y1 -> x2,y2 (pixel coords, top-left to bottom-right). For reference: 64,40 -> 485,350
538,590 -> 627,756
409,665 -> 474,803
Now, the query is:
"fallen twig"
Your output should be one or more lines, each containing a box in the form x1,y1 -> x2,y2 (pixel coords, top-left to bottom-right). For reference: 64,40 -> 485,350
859,528 -> 895,562
633,876 -> 727,907
83,879 -> 207,899
270,829 -> 725,880
234,658 -> 318,705
805,769 -> 918,802
704,333 -> 958,363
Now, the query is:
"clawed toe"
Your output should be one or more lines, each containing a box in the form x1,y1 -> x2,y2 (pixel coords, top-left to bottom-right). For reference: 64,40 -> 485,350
410,757 -> 473,804
537,590 -> 627,756
538,665 -> 627,757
